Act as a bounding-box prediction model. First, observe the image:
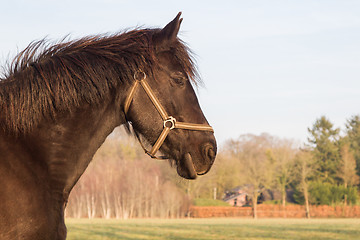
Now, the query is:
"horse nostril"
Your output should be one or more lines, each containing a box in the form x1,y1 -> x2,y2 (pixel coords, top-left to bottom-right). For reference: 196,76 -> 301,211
197,143 -> 216,176
208,148 -> 215,160
202,143 -> 216,162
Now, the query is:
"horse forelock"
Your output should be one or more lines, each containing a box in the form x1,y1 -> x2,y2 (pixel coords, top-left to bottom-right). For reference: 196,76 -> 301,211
0,28 -> 198,134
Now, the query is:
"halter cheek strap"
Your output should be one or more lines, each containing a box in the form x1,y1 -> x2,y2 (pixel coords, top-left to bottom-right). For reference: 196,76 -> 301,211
124,71 -> 214,159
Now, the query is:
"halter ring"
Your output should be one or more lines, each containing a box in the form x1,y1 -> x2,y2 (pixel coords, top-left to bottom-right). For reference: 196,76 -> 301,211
164,116 -> 176,130
134,71 -> 146,81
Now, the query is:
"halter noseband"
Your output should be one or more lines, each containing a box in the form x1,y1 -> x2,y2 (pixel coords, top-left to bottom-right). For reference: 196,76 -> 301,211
124,71 -> 214,159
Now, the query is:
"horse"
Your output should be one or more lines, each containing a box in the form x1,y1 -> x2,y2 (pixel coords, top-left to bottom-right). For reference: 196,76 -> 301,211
0,12 -> 216,239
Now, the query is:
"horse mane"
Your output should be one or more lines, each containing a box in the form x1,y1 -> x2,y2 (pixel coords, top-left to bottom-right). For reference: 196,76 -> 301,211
0,28 -> 198,134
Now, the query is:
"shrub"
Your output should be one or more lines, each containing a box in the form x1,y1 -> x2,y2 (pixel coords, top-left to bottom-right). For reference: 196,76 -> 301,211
308,181 -> 358,205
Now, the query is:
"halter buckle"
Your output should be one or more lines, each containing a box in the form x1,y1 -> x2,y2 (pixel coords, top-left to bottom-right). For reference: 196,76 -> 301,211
164,116 -> 176,130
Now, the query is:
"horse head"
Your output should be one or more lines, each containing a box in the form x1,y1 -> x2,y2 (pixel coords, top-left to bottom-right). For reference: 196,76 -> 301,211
123,13 -> 217,179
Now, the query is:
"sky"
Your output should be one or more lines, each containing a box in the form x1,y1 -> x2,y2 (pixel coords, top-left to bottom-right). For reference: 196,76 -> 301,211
1,0 -> 360,146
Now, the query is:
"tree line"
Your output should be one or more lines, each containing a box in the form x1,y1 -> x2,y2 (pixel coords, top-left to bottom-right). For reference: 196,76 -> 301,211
199,115 -> 360,218
66,115 -> 360,219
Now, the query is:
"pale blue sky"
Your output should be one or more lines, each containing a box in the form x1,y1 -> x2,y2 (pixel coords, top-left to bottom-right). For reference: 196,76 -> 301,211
1,1 -> 360,145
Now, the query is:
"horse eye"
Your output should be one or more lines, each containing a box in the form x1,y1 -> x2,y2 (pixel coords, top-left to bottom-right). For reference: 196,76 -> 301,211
172,77 -> 185,86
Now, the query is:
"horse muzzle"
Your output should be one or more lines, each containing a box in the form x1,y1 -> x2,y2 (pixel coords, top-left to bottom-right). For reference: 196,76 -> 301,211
177,141 -> 217,179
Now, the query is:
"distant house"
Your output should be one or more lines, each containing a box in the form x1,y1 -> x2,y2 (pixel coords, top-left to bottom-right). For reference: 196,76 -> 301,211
223,185 -> 253,207
223,192 -> 248,207
223,185 -> 293,207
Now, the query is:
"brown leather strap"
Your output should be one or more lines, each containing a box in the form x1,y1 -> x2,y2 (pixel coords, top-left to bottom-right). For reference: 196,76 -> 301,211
124,80 -> 139,115
148,126 -> 171,157
175,122 -> 214,131
133,130 -> 169,160
124,71 -> 214,159
140,79 -> 169,120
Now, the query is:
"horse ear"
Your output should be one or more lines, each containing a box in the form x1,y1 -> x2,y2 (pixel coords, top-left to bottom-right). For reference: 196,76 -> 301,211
153,12 -> 183,50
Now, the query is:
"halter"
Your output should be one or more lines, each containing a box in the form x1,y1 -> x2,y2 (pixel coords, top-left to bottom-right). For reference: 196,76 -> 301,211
124,71 -> 214,159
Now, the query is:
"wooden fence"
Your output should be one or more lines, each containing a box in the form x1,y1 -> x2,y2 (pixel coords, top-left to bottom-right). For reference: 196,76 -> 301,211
189,205 -> 360,218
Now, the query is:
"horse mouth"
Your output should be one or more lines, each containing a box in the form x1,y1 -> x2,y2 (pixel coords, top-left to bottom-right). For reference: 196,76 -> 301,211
176,153 -> 197,179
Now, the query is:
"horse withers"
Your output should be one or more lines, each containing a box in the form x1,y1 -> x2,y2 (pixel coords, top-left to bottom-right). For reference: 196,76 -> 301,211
0,13 -> 216,239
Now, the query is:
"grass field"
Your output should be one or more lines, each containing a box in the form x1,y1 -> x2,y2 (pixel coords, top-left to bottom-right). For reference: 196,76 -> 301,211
66,218 -> 360,240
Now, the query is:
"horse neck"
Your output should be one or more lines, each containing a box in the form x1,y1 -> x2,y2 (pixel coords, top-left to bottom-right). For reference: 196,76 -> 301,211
25,95 -> 125,201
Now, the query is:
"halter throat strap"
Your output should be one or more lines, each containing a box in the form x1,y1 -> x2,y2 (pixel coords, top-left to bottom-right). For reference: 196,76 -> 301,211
124,71 -> 214,159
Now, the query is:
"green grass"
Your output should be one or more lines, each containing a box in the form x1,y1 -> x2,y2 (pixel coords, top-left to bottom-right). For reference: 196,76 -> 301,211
66,218 -> 360,240
193,198 -> 230,206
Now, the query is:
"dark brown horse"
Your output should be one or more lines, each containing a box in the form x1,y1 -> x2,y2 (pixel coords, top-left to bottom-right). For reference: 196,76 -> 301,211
0,13 -> 216,239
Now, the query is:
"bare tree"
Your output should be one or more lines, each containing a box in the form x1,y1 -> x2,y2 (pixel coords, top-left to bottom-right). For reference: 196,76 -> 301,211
337,143 -> 359,205
229,133 -> 275,218
338,144 -> 359,188
294,149 -> 315,218
83,174 -> 97,218
267,139 -> 297,209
